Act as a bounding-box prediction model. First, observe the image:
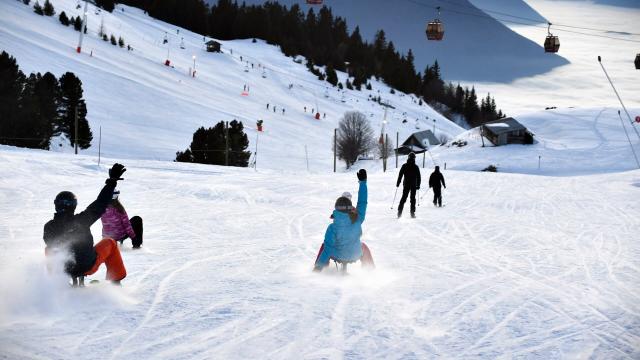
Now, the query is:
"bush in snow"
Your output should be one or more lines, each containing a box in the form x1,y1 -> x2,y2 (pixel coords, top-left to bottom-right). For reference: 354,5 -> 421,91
73,16 -> 82,31
58,11 -> 69,26
33,1 -> 43,15
43,0 -> 54,16
23,0 -> 31,5
110,34 -> 117,45
118,36 -> 125,48
336,111 -> 375,169
176,121 -> 251,167
482,165 -> 498,172
102,34 -> 108,41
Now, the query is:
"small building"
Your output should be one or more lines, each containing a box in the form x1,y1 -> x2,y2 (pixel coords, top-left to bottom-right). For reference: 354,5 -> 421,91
396,130 -> 440,155
205,40 -> 221,53
481,117 -> 533,146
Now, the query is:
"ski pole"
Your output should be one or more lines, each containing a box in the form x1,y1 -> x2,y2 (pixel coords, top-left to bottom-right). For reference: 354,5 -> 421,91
417,189 -> 420,207
391,187 -> 399,209
420,187 -> 431,200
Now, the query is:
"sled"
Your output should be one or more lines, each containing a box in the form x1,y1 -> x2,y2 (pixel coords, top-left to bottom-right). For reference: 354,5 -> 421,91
314,242 -> 375,273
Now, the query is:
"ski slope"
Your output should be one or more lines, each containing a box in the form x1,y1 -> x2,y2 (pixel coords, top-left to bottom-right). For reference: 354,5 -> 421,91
0,0 -> 462,171
0,149 -> 639,359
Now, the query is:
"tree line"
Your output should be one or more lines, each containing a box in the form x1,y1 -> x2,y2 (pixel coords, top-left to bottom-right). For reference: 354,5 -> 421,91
0,51 -> 92,150
118,0 -> 505,127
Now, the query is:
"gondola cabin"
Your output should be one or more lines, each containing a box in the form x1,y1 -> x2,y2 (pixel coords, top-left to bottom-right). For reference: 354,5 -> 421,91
635,53 -> 640,69
426,6 -> 444,41
426,21 -> 444,41
544,35 -> 560,53
544,23 -> 560,53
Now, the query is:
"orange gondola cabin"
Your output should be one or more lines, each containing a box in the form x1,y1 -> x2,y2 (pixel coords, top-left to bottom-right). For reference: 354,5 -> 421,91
426,6 -> 444,41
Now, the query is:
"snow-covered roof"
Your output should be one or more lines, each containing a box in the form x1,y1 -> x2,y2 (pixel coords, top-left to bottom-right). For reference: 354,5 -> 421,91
402,130 -> 440,148
483,117 -> 526,135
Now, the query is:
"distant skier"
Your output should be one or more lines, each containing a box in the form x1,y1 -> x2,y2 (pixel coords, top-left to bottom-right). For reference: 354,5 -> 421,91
429,166 -> 446,207
396,152 -> 421,218
101,190 -> 143,249
44,164 -> 128,285
314,169 -> 374,272
282,108 -> 285,115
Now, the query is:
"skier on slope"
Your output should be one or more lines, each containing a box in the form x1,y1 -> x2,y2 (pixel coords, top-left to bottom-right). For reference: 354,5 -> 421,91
101,190 -> 144,249
396,152 -> 421,218
43,164 -> 128,285
314,169 -> 375,272
429,166 -> 446,207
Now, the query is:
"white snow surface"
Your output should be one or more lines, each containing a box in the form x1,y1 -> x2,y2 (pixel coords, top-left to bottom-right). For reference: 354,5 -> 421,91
1,149 -> 640,359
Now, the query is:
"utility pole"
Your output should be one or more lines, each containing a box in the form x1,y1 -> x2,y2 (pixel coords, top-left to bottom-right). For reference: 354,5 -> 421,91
76,1 -> 88,53
480,126 -> 485,147
305,145 -> 309,172
333,128 -> 337,173
396,132 -> 399,168
433,119 -> 436,134
254,132 -> 259,171
74,105 -> 79,155
225,121 -> 229,166
98,126 -> 102,165
422,152 -> 426,168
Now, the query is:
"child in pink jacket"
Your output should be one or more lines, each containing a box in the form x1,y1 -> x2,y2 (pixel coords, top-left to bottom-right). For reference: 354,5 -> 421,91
101,190 -> 143,248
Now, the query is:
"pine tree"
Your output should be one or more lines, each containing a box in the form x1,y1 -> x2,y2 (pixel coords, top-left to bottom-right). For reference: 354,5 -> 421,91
0,51 -> 27,148
33,1 -> 43,15
43,0 -> 55,16
110,34 -> 117,45
96,0 -> 115,12
325,64 -> 338,86
59,72 -> 92,149
59,11 -> 70,26
118,36 -> 125,48
102,34 -> 108,41
23,0 -> 31,5
176,120 -> 250,167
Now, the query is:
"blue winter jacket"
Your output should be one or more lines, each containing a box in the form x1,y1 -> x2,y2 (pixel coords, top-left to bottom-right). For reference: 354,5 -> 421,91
317,181 -> 367,265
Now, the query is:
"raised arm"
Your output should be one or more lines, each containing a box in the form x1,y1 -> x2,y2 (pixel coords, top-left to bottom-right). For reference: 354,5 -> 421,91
77,164 -> 126,227
356,169 -> 368,223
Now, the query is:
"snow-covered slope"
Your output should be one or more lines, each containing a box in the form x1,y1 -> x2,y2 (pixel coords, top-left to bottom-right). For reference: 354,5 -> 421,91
430,107 -> 640,175
236,0 -> 568,82
1,149 -> 639,359
0,0 -> 462,171
468,0 -> 640,114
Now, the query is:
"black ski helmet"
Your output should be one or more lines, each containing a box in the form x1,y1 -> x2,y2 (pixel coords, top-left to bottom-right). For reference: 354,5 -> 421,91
54,191 -> 77,214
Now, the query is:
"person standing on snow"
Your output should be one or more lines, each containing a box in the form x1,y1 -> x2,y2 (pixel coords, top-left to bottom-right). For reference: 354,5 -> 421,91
396,152 -> 421,218
314,169 -> 374,272
43,164 -> 128,285
101,190 -> 143,249
429,166 -> 446,207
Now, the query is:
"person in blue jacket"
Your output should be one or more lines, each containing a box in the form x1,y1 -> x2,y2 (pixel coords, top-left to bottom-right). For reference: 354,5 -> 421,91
314,169 -> 375,272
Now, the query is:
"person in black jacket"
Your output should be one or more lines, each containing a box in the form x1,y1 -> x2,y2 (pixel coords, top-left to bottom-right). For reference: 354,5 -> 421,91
429,166 -> 446,207
44,164 -> 128,286
396,152 -> 421,218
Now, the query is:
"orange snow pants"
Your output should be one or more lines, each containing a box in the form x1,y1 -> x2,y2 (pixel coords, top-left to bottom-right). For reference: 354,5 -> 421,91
84,238 -> 127,281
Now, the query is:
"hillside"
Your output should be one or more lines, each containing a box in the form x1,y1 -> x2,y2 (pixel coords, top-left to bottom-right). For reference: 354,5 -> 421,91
0,0 -> 463,171
235,0 -> 568,82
